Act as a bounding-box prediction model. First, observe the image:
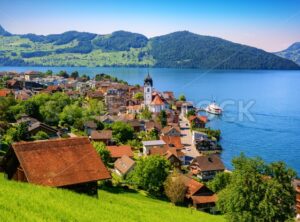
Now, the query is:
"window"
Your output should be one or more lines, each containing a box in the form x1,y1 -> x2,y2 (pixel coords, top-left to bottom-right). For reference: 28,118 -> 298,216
147,88 -> 150,92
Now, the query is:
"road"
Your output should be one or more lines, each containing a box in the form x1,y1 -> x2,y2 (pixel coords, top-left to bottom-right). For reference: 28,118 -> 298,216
179,114 -> 200,164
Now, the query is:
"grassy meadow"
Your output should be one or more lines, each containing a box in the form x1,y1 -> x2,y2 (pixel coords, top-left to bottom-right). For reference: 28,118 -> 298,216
0,175 -> 225,222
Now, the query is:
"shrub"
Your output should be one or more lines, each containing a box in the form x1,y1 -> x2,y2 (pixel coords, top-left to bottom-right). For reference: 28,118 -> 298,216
164,171 -> 187,205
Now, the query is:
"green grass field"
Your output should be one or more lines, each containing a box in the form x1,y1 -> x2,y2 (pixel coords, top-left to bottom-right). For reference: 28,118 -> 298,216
0,176 -> 225,222
0,36 -> 155,67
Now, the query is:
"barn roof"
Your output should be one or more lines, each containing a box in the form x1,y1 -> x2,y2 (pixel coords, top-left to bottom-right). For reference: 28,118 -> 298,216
11,137 -> 110,187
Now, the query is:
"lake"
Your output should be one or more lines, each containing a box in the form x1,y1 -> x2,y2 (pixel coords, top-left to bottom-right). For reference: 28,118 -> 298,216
1,66 -> 300,175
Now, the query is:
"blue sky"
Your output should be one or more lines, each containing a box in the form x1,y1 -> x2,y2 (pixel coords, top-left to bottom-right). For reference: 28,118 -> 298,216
1,0 -> 300,51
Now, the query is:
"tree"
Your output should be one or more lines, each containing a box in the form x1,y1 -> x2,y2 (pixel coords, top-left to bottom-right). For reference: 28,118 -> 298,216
32,131 -> 49,140
0,96 -> 17,121
164,171 -> 187,205
23,100 -> 40,119
127,155 -> 171,196
71,71 -> 79,79
207,172 -> 231,193
58,70 -> 69,78
45,70 -> 53,76
186,109 -> 196,118
139,107 -> 152,120
40,101 -> 62,125
95,120 -> 104,130
133,92 -> 144,101
59,104 -> 83,127
92,142 -> 111,166
126,139 -> 142,150
81,74 -> 90,81
111,121 -> 134,144
3,122 -> 29,144
158,110 -> 167,127
85,99 -> 106,116
178,94 -> 186,101
217,154 -> 296,222
137,129 -> 158,141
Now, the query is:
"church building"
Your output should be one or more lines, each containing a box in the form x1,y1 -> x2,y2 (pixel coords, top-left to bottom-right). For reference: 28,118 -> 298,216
143,73 -> 168,113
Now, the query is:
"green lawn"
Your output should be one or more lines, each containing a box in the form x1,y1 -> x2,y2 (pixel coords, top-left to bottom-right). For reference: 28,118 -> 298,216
0,175 -> 225,222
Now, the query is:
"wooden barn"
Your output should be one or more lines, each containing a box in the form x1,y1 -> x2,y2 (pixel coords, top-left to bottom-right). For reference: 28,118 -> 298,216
2,137 -> 111,196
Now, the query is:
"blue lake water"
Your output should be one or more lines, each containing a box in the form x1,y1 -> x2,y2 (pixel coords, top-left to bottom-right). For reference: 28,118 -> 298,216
1,66 -> 300,175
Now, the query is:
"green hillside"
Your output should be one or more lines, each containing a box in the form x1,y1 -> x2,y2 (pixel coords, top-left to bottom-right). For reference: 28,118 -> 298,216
0,176 -> 224,222
0,25 -> 299,69
275,42 -> 300,66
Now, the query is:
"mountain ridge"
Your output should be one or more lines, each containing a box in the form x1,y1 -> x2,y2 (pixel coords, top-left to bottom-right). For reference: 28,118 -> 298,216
0,25 -> 299,69
275,42 -> 300,66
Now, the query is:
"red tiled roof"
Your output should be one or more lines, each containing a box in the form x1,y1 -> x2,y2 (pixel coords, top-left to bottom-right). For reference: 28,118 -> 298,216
191,155 -> 225,172
145,121 -> 162,131
151,95 -> 164,105
107,145 -> 134,158
149,145 -> 184,159
160,135 -> 183,149
180,174 -> 205,197
0,89 -> 12,97
6,79 -> 17,87
87,91 -> 104,98
186,178 -> 205,197
199,116 -> 208,123
119,113 -> 136,121
47,85 -> 61,91
191,194 -> 217,204
188,115 -> 208,123
90,130 -> 112,140
164,149 -> 184,159
11,137 -> 111,187
114,155 -> 136,175
149,147 -> 167,156
161,125 -> 180,135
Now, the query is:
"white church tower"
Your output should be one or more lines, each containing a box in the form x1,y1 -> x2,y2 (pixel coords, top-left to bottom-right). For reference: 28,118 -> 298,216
144,73 -> 153,106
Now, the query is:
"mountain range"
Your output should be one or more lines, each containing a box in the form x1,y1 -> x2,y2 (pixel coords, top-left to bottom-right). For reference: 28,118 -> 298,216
275,42 -> 300,66
0,25 -> 299,69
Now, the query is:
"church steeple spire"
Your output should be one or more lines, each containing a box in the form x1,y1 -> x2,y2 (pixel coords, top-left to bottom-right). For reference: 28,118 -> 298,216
144,72 -> 153,106
144,72 -> 153,87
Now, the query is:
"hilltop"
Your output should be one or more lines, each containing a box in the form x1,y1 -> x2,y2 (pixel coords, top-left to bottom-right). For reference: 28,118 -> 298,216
0,25 -> 299,69
275,42 -> 300,66
0,176 -> 224,222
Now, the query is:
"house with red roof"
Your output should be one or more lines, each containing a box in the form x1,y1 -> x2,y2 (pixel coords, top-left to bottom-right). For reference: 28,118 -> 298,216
1,137 -> 111,196
188,115 -> 208,128
180,174 -> 217,212
189,154 -> 225,181
149,94 -> 167,113
161,125 -> 181,137
107,145 -> 134,161
90,130 -> 113,145
114,155 -> 136,177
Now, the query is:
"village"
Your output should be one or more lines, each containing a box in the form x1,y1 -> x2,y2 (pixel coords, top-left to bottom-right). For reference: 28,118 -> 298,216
0,70 -> 299,217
